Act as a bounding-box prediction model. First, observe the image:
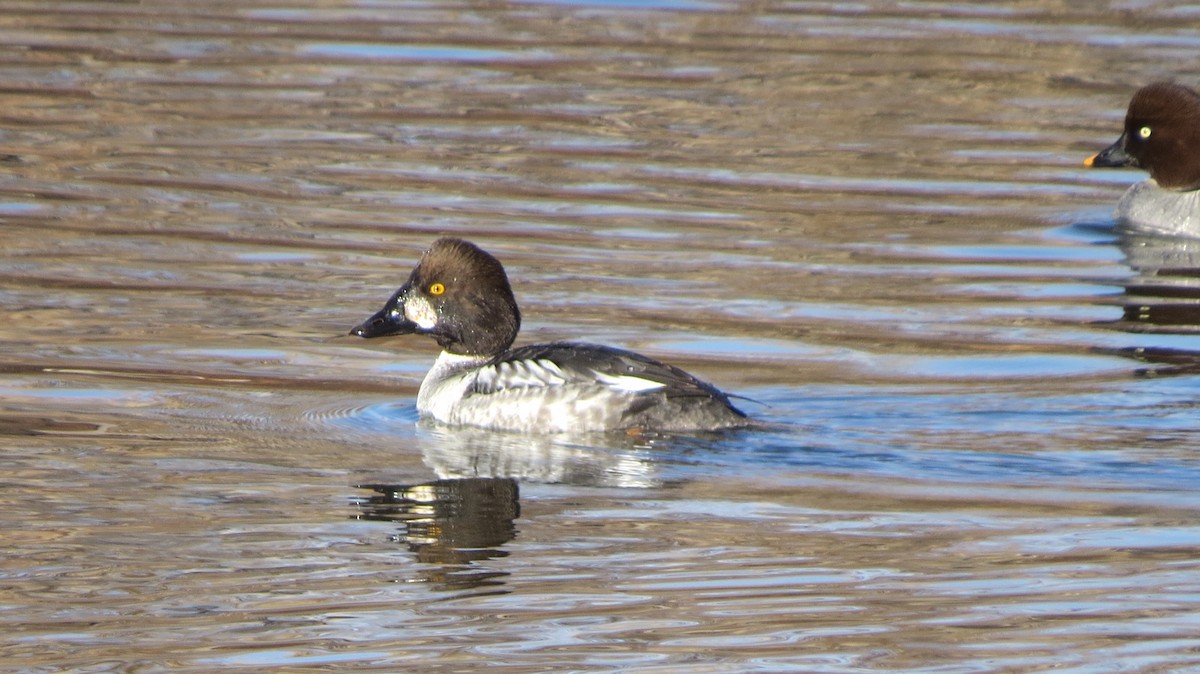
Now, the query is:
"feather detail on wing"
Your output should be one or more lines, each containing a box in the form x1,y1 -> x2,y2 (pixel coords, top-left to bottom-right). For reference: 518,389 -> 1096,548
472,357 -> 569,392
468,342 -> 728,401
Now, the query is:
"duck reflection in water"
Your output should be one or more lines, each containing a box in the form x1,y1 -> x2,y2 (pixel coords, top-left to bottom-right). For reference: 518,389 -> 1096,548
1111,230 -> 1200,375
355,477 -> 519,591
352,425 -> 672,590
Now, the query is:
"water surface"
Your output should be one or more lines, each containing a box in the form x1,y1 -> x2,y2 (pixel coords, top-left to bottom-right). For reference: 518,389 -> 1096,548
3,1 -> 1200,671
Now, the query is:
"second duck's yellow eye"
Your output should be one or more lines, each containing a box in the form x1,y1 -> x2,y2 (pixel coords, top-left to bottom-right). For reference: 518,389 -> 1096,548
1139,126 -> 1152,139
429,282 -> 445,295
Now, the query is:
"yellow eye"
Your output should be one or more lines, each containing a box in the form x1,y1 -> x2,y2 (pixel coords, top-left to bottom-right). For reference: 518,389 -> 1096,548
428,282 -> 445,295
1139,126 -> 1152,139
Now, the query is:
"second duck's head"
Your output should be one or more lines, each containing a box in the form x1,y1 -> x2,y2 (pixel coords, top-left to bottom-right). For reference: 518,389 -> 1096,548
351,238 -> 521,357
1086,82 -> 1200,191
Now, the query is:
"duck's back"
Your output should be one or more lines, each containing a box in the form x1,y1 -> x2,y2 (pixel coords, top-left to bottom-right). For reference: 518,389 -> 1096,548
437,342 -> 749,433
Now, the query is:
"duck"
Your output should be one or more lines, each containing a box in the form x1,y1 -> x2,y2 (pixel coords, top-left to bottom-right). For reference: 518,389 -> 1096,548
350,237 -> 750,433
1085,82 -> 1200,237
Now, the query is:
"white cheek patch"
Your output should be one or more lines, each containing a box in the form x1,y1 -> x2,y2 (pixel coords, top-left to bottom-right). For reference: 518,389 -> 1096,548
404,295 -> 438,330
591,370 -> 667,393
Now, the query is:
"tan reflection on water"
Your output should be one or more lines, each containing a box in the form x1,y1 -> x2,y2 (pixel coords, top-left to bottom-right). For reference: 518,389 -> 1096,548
3,1 -> 1200,671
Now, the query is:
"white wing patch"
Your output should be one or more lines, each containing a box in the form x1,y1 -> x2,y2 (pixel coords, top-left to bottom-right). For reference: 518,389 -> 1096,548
474,357 -> 667,395
478,358 -> 569,391
591,370 -> 667,393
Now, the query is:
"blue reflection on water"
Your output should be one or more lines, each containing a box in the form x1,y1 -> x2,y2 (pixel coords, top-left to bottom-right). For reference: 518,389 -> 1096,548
330,374 -> 1200,500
